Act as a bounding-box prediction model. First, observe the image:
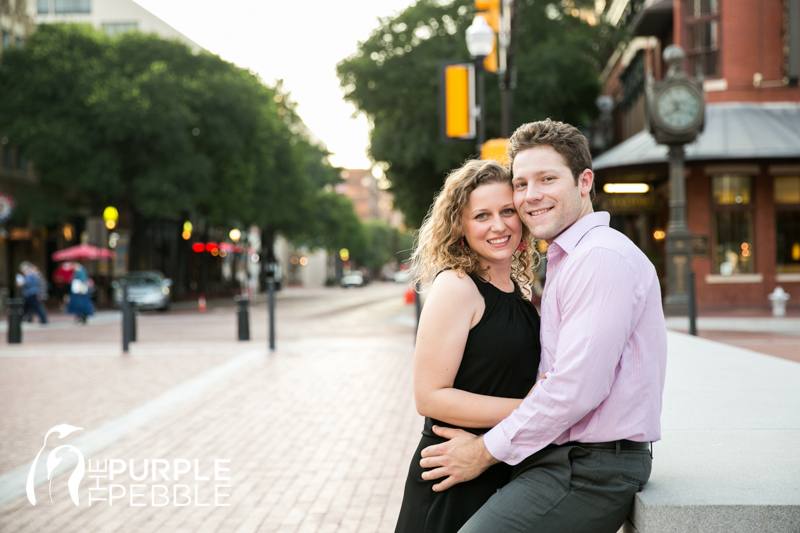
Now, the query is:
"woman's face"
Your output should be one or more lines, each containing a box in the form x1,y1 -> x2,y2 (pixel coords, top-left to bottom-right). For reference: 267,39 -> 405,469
461,181 -> 522,269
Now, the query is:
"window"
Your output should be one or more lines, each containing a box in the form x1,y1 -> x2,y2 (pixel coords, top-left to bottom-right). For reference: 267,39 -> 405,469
712,175 -> 754,275
102,23 -> 139,37
685,0 -> 720,78
54,0 -> 91,14
37,0 -> 49,14
775,176 -> 800,273
2,30 -> 10,50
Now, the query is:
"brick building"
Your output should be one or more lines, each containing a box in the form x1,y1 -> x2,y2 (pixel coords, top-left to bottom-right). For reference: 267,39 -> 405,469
592,0 -> 800,311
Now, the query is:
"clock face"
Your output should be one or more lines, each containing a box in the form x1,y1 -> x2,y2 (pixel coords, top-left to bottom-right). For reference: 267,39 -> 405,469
657,85 -> 701,130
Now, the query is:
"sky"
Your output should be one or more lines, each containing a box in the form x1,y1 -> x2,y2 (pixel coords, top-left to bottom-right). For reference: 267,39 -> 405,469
133,0 -> 419,170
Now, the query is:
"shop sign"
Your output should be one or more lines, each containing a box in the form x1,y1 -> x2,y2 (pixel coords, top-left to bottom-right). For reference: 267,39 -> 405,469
691,235 -> 709,256
598,194 -> 658,213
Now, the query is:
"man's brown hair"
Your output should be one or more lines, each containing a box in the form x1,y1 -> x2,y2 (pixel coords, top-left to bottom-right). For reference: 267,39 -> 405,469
507,118 -> 596,200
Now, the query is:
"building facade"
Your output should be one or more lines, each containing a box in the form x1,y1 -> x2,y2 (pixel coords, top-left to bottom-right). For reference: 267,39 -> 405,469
593,0 -> 800,311
35,0 -> 200,49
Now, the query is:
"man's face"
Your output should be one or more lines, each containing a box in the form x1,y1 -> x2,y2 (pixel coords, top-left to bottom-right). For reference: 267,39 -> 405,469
511,145 -> 594,244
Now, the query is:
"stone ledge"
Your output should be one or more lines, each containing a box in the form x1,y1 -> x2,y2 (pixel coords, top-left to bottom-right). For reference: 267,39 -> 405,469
619,332 -> 800,533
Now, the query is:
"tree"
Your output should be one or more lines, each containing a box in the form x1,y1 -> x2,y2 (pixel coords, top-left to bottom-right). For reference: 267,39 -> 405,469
360,220 -> 414,275
337,0 -> 622,227
0,25 -> 355,248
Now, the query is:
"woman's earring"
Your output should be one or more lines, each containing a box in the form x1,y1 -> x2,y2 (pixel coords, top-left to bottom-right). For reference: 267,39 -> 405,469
517,240 -> 527,252
460,238 -> 466,247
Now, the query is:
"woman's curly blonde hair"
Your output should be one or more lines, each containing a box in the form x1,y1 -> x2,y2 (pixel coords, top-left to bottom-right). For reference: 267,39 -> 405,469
409,158 -> 539,290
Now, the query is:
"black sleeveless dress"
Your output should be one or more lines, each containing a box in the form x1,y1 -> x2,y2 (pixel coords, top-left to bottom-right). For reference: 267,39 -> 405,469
394,274 -> 541,533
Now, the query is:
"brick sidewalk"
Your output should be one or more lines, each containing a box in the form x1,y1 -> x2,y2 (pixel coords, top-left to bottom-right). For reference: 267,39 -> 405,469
0,283 -> 423,533
4,284 -> 797,532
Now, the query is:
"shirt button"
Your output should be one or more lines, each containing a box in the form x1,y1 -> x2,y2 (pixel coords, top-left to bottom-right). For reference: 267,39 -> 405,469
510,455 -> 516,460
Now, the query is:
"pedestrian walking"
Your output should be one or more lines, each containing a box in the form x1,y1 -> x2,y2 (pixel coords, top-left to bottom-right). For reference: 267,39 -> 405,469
52,260 -> 76,310
66,262 -> 94,324
17,261 -> 48,324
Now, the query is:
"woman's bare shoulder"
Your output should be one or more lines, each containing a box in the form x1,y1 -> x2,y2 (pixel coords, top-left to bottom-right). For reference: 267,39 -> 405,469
429,270 -> 479,300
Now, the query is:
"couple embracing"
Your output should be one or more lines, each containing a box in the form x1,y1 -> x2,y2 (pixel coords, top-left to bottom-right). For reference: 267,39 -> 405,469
395,119 -> 667,533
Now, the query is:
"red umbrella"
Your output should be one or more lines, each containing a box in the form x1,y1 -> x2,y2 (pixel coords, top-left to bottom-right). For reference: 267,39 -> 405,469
52,243 -> 115,261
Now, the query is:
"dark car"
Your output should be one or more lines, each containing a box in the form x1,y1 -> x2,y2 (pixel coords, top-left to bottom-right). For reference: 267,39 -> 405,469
112,271 -> 172,311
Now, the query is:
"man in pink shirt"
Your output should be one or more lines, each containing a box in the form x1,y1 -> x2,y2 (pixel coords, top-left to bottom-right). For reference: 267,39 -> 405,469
420,119 -> 668,532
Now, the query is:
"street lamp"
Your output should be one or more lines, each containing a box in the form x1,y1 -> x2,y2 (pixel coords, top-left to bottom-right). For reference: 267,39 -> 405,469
466,16 -> 495,152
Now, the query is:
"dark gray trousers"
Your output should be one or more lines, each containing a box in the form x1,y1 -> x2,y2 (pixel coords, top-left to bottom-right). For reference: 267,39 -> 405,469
458,444 -> 652,533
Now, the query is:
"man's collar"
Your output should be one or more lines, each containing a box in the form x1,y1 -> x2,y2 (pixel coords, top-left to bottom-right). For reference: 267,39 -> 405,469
551,211 -> 610,254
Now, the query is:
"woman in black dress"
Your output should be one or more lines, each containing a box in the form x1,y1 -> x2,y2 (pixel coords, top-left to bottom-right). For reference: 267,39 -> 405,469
395,159 -> 541,533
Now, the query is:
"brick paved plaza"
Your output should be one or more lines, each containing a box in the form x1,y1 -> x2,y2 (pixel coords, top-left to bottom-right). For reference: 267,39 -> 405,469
1,283 -> 422,533
1,283 -> 798,532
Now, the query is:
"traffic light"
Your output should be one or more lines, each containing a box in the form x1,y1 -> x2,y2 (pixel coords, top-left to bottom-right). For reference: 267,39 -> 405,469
475,0 -> 499,31
475,0 -> 500,73
439,62 -> 476,141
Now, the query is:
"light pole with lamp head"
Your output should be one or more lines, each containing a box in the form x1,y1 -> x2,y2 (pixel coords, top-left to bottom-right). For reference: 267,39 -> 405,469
466,16 -> 495,153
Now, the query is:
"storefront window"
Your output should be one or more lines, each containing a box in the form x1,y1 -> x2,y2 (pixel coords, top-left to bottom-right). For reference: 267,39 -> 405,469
712,175 -> 754,275
775,176 -> 800,273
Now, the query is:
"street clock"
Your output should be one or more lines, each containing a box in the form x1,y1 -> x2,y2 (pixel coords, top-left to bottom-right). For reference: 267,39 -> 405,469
647,45 -> 705,145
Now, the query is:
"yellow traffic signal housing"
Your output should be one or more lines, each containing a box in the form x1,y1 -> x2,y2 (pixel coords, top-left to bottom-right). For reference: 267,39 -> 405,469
483,41 -> 498,73
474,0 -> 499,73
481,138 -> 509,164
439,62 -> 476,141
474,0 -> 500,32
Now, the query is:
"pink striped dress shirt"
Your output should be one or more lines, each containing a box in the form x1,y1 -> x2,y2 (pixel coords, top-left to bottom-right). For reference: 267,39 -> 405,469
484,211 -> 667,465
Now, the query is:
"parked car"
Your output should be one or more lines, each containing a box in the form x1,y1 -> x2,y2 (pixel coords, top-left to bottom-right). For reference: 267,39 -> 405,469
392,270 -> 410,283
112,271 -> 172,311
340,272 -> 365,288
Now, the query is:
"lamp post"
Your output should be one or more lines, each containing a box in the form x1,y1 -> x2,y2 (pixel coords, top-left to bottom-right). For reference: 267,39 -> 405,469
103,206 -> 119,306
466,16 -> 495,153
646,45 -> 705,316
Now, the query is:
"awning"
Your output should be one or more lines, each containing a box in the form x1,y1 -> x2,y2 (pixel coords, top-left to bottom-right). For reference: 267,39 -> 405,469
593,102 -> 800,172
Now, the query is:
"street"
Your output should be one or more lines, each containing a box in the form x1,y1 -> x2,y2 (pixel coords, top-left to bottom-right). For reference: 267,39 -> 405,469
0,282 -> 422,533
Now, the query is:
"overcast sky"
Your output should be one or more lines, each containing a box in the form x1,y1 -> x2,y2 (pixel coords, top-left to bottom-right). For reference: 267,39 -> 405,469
133,0 -> 418,170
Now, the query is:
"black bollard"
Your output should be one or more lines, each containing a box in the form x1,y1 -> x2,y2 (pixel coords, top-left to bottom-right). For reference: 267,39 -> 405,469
7,298 -> 24,344
236,296 -> 250,341
688,270 -> 697,336
129,302 -> 137,343
122,284 -> 131,353
267,279 -> 275,350
414,281 -> 422,340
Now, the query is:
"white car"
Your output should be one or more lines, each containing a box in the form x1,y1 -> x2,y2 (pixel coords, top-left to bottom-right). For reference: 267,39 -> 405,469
112,271 -> 172,311
340,272 -> 365,288
392,270 -> 410,283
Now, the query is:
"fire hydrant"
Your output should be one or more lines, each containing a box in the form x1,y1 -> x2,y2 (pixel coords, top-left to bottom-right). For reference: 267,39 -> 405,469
768,286 -> 790,317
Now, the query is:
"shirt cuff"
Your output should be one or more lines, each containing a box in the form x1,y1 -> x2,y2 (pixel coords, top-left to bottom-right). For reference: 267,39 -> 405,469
483,424 -> 523,466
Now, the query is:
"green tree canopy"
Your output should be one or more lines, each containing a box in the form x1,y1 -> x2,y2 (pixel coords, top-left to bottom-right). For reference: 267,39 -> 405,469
337,0 -> 621,226
360,219 -> 414,273
0,23 -> 364,255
